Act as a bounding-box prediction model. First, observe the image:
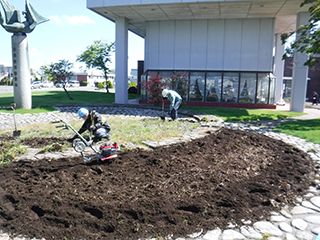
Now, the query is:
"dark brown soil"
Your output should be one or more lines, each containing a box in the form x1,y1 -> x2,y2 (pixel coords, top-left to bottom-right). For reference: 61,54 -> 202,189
0,128 -> 317,240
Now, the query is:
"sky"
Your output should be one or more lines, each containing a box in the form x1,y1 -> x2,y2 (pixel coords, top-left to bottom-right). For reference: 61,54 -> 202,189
0,0 -> 145,74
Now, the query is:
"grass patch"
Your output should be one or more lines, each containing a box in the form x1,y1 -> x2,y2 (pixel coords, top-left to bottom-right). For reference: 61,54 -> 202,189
108,117 -> 198,146
274,118 -> 320,144
68,117 -> 198,148
0,117 -> 199,160
183,106 -> 306,121
0,91 -> 140,109
0,142 -> 27,165
2,122 -> 77,140
38,143 -> 68,153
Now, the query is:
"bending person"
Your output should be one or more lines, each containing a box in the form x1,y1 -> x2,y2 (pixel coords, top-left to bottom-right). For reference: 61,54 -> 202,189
162,89 -> 182,121
71,108 -> 111,142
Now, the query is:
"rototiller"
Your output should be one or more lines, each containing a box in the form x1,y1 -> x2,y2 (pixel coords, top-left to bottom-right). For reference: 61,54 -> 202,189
52,119 -> 120,163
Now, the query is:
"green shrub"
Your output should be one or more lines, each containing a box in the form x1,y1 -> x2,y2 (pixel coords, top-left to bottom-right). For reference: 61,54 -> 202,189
128,86 -> 137,94
97,82 -> 105,89
107,80 -> 113,89
129,82 -> 137,88
80,81 -> 87,86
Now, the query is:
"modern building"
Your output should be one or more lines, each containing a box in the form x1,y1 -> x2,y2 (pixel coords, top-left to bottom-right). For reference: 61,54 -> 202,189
283,56 -> 320,102
87,0 -> 310,110
0,61 -> 12,81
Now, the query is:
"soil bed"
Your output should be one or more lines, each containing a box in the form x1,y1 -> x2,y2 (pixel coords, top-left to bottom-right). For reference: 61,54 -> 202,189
0,128 -> 317,240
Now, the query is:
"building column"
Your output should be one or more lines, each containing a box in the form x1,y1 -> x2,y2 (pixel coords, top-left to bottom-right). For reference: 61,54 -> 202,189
115,17 -> 128,104
290,12 -> 310,112
274,33 -> 285,104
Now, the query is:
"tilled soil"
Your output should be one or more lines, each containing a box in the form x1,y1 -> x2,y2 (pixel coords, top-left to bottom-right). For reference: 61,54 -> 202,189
0,128 -> 317,240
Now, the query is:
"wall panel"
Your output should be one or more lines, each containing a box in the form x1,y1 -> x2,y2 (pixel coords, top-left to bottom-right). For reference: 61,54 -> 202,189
190,20 -> 208,70
145,18 -> 275,71
240,19 -> 260,70
223,19 -> 242,70
207,19 -> 225,70
146,21 -> 160,70
159,21 -> 175,69
174,20 -> 191,69
258,19 -> 275,71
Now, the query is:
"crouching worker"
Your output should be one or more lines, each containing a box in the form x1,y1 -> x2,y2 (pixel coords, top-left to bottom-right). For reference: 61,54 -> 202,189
162,89 -> 182,121
70,108 -> 111,142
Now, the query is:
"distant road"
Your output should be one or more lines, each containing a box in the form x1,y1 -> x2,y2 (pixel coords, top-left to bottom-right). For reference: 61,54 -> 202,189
0,86 -> 113,94
0,86 -> 13,93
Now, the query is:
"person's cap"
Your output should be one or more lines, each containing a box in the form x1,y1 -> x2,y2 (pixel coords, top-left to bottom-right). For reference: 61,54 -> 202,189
162,89 -> 169,97
78,108 -> 89,119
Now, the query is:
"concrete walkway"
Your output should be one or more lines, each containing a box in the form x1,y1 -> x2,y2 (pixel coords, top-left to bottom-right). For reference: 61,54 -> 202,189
276,102 -> 320,120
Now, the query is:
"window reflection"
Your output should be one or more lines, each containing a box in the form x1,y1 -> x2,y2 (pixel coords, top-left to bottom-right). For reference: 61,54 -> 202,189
222,72 -> 239,103
159,71 -> 173,89
256,73 -> 270,104
269,74 -> 276,104
142,70 -> 276,106
239,73 -> 256,104
283,78 -> 291,99
206,72 -> 222,102
189,72 -> 205,101
141,72 -> 147,100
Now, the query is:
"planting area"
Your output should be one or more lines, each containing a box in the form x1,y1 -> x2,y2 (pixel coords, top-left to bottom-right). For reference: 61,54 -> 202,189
0,128 -> 316,240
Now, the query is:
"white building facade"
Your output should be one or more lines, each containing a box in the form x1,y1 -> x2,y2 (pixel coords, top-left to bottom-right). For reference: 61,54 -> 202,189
87,0 -> 310,111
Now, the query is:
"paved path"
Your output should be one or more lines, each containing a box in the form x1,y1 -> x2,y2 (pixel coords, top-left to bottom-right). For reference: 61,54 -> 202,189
1,103 -> 320,240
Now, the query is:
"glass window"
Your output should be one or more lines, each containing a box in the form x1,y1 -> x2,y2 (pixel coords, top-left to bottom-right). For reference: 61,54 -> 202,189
283,78 -> 291,99
141,70 -> 275,106
171,71 -> 189,100
206,72 -> 222,102
222,72 -> 239,103
159,71 -> 173,89
239,73 -> 256,104
189,72 -> 206,101
256,73 -> 270,104
141,72 -> 147,100
269,74 -> 276,105
143,71 -> 158,100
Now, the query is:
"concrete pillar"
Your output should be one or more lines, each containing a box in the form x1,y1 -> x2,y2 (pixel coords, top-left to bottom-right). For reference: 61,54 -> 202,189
274,33 -> 285,104
290,12 -> 310,112
12,33 -> 32,109
115,17 -> 128,104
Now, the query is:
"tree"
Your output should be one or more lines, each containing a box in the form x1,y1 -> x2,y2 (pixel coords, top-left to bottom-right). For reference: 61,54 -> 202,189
76,40 -> 115,93
49,59 -> 74,100
38,65 -> 53,82
30,68 -> 38,81
282,0 -> 320,67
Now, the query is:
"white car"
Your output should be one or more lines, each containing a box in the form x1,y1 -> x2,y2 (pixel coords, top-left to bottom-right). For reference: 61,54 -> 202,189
42,81 -> 54,88
55,82 -> 70,88
68,80 -> 80,87
30,81 -> 42,89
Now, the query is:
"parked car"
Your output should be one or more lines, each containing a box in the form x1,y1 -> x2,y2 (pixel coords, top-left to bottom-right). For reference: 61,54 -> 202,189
68,80 -> 80,87
30,81 -> 42,89
55,81 -> 69,88
55,82 -> 62,88
42,81 -> 54,88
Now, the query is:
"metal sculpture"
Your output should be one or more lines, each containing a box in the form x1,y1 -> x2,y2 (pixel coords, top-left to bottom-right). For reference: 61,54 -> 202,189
0,0 -> 48,109
0,0 -> 48,33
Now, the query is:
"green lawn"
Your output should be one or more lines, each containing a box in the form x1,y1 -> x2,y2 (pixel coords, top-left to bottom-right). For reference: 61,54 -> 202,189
0,91 -> 140,113
274,119 -> 320,145
183,106 -> 306,122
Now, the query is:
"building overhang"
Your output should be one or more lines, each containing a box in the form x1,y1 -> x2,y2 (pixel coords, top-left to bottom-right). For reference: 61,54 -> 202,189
87,0 -> 311,38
